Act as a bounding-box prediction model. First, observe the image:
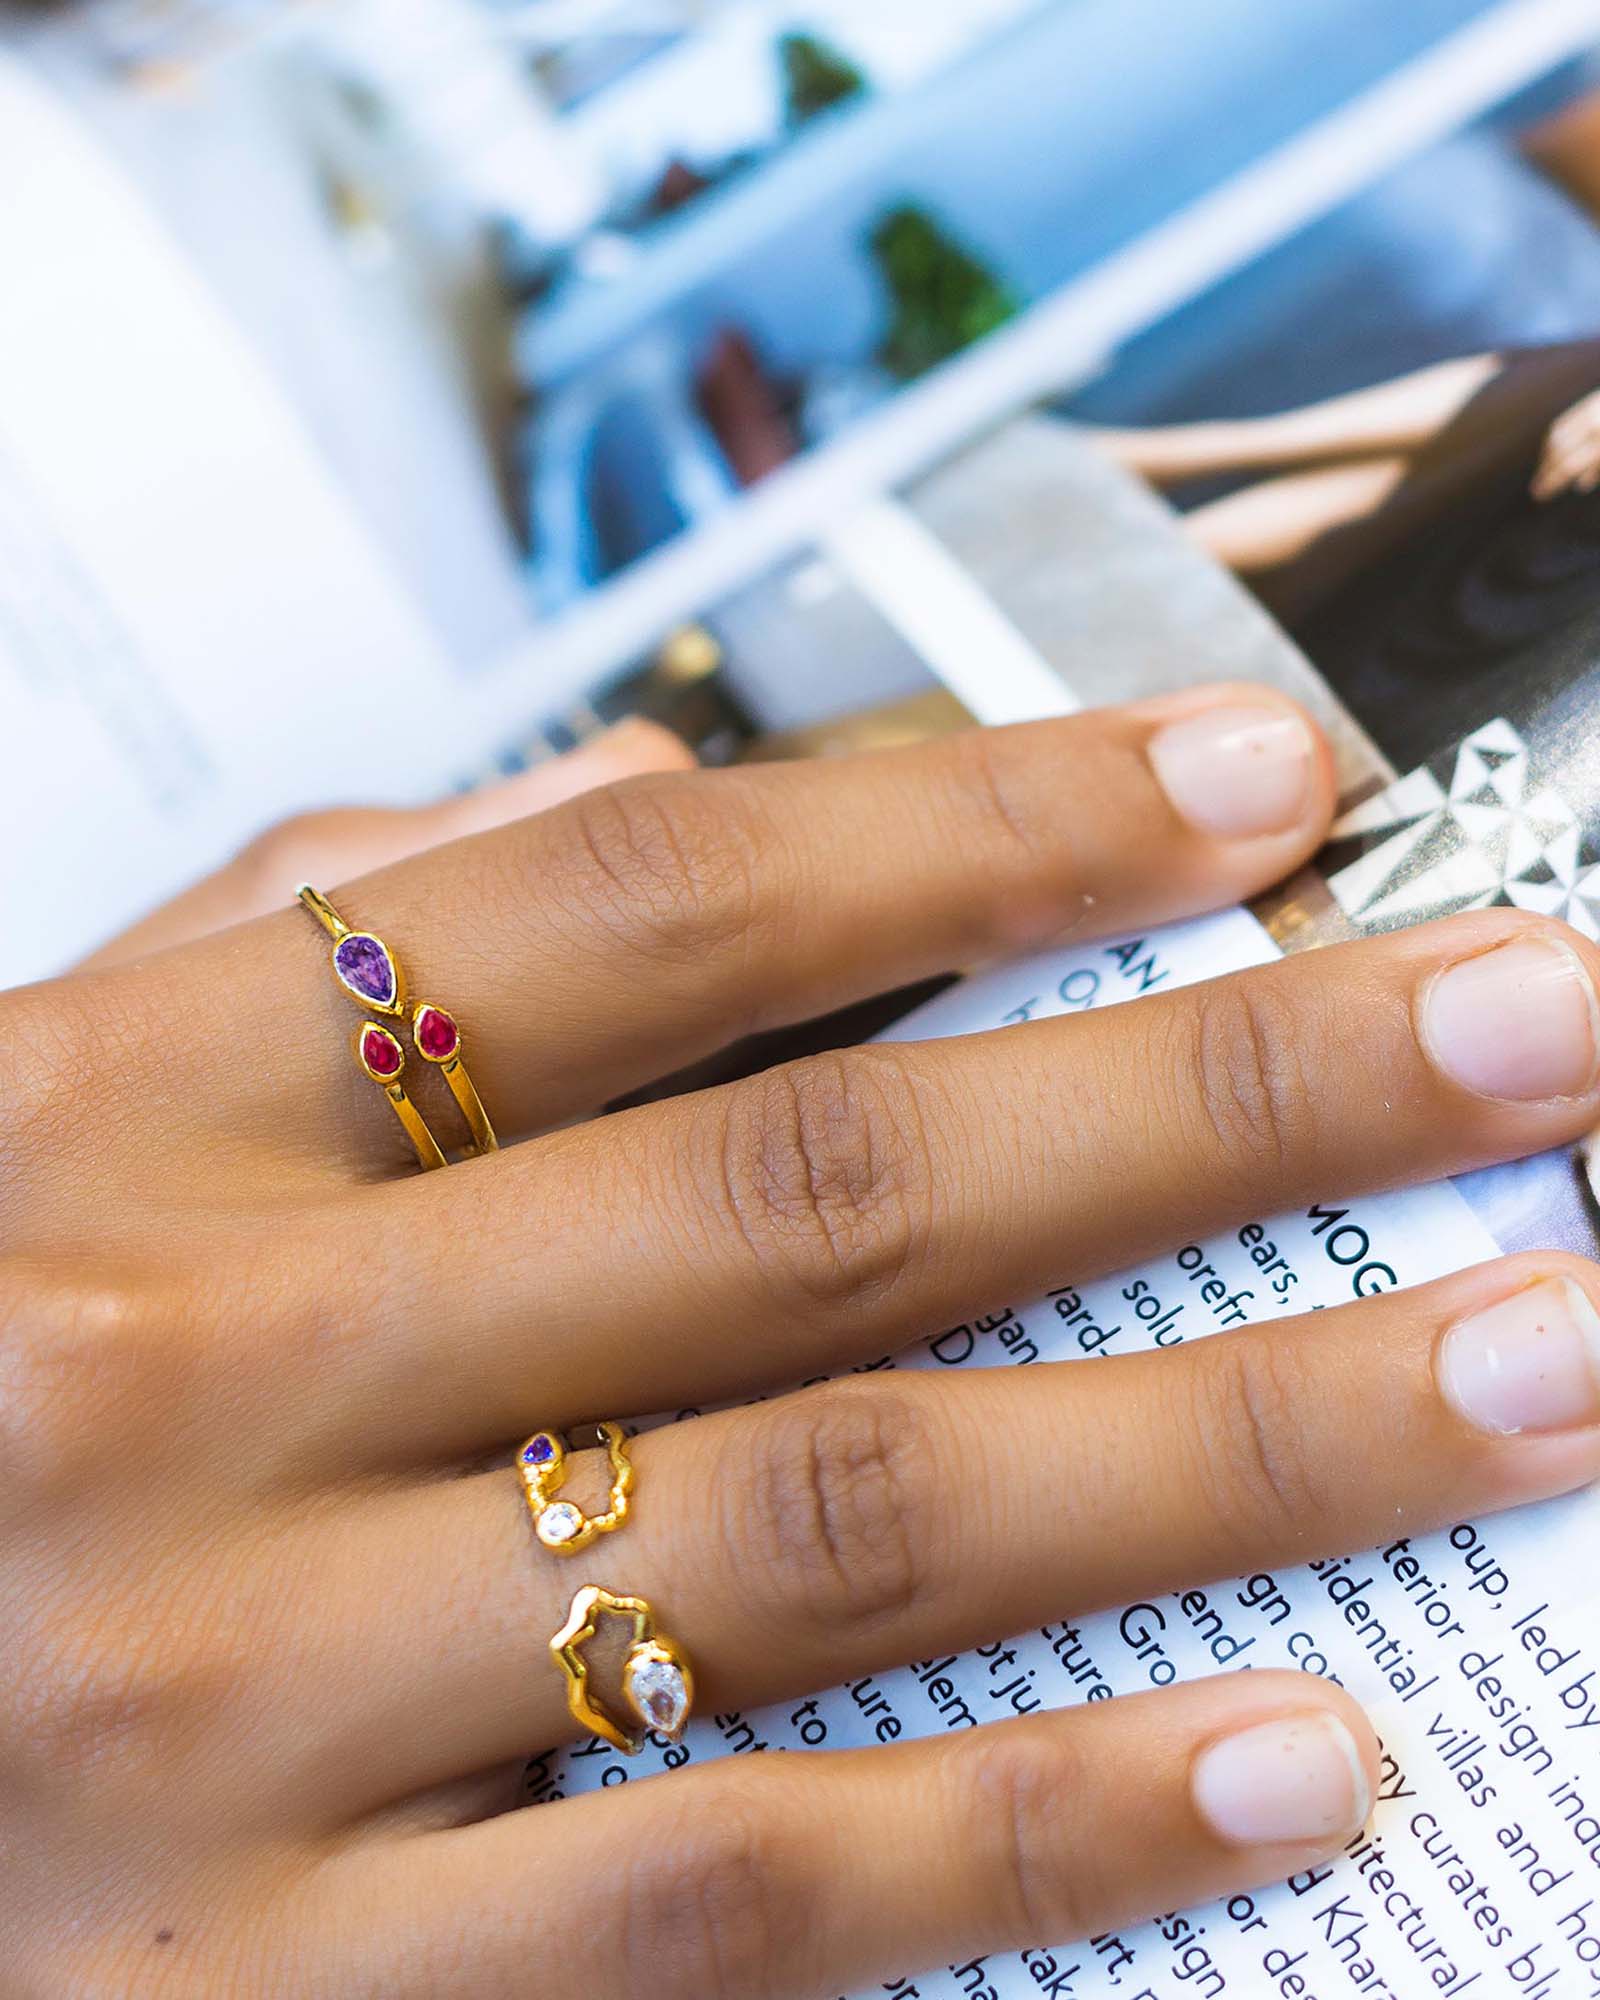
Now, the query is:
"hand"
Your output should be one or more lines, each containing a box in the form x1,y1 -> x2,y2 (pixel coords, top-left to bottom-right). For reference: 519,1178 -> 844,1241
1531,385 -> 1600,500
8,689 -> 1600,1998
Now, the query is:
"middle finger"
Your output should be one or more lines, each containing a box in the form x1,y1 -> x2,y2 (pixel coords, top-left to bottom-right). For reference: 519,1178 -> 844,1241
283,908 -> 1600,1469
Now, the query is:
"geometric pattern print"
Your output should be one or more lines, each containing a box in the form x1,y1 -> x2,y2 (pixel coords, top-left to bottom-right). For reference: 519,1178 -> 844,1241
1324,717 -> 1600,941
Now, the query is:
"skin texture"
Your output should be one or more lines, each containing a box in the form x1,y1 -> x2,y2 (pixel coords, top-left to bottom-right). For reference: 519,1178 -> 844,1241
4,691 -> 1600,1998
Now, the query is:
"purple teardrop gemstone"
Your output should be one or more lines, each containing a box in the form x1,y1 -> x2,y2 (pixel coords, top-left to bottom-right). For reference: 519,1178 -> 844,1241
523,1435 -> 556,1466
333,934 -> 396,1007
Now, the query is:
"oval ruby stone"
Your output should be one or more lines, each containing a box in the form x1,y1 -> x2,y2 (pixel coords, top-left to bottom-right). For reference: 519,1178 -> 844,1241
361,1026 -> 403,1078
416,1006 -> 459,1062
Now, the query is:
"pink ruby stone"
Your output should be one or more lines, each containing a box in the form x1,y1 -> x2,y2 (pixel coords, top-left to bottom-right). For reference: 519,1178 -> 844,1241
362,1027 -> 402,1078
417,1006 -> 459,1061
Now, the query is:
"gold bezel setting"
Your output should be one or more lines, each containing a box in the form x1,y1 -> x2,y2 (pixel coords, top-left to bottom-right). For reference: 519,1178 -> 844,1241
331,931 -> 406,1016
346,1024 -> 447,1171
411,1000 -> 497,1155
297,884 -> 498,1160
354,1022 -> 405,1084
551,1586 -> 694,1754
412,1002 -> 460,1064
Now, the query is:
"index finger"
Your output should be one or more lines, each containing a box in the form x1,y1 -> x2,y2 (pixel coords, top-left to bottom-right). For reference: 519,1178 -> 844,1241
19,687 -> 1335,1199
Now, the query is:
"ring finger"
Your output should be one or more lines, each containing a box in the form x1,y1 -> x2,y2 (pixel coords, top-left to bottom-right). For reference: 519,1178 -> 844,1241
284,1250 -> 1600,1811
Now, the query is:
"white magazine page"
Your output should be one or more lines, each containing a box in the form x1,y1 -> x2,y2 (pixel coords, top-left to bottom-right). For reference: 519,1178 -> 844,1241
545,922 -> 1600,1998
0,53 -> 479,986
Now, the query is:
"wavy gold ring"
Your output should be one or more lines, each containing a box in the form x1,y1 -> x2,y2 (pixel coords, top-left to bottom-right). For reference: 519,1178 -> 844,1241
517,1422 -> 634,1553
551,1585 -> 694,1755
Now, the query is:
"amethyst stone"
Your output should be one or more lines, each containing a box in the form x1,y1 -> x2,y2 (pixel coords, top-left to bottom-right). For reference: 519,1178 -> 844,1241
333,934 -> 397,1008
523,1435 -> 556,1466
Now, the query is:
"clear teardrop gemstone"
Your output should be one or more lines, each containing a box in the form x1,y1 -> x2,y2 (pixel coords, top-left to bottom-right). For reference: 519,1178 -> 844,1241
625,1652 -> 689,1737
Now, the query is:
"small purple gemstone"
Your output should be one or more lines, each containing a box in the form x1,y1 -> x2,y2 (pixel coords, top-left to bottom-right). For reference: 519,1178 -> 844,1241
524,1435 -> 555,1466
333,934 -> 396,1007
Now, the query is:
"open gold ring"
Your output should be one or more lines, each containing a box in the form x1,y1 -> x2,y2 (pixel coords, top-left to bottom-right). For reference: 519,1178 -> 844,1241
298,884 -> 499,1159
351,1022 -> 447,1172
551,1586 -> 694,1755
517,1423 -> 634,1553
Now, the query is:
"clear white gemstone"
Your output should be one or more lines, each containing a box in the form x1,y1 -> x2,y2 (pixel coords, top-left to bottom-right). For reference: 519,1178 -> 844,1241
536,1502 -> 582,1546
626,1655 -> 689,1736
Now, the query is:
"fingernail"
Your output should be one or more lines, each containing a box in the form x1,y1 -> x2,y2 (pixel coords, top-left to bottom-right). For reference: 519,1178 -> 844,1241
1148,706 -> 1315,839
1439,1277 -> 1600,1436
1193,1713 -> 1371,1848
1421,938 -> 1600,1102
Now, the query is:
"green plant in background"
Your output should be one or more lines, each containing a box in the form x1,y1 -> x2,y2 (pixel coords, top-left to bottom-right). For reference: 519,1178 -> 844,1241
870,205 -> 1020,382
779,32 -> 867,129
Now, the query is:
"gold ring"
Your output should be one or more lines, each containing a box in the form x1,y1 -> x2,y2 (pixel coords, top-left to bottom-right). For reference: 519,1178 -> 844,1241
517,1423 -> 634,1553
352,1023 -> 448,1172
551,1585 -> 694,1754
298,884 -> 499,1160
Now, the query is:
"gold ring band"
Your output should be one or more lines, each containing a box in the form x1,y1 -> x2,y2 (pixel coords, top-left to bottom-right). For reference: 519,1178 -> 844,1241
353,1023 -> 448,1171
551,1585 -> 694,1755
517,1422 -> 634,1553
409,1001 -> 498,1158
298,884 -> 499,1161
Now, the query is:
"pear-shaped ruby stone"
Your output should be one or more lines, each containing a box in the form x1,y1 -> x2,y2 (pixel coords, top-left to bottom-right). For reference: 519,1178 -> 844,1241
334,934 -> 397,1008
361,1025 -> 403,1078
416,1006 -> 460,1062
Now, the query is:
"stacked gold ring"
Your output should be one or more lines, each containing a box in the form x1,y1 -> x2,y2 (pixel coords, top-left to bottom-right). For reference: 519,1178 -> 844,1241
516,1423 -> 694,1756
298,884 -> 498,1168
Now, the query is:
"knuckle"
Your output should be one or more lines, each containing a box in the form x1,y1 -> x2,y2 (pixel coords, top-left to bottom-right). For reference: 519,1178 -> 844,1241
1192,1332 -> 1326,1550
1180,977 -> 1311,1191
964,1720 -> 1096,1943
733,1383 -> 935,1638
714,1051 -> 931,1312
10,1603 -> 239,1789
235,810 -> 349,904
0,989 -> 125,1198
0,1266 -> 168,1513
947,728 -> 1054,870
619,1770 -> 803,1997
555,774 -> 768,974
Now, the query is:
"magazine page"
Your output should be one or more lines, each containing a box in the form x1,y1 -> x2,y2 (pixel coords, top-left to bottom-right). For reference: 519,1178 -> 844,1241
541,896 -> 1600,2000
527,424 -> 1600,1996
0,52 -> 475,984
